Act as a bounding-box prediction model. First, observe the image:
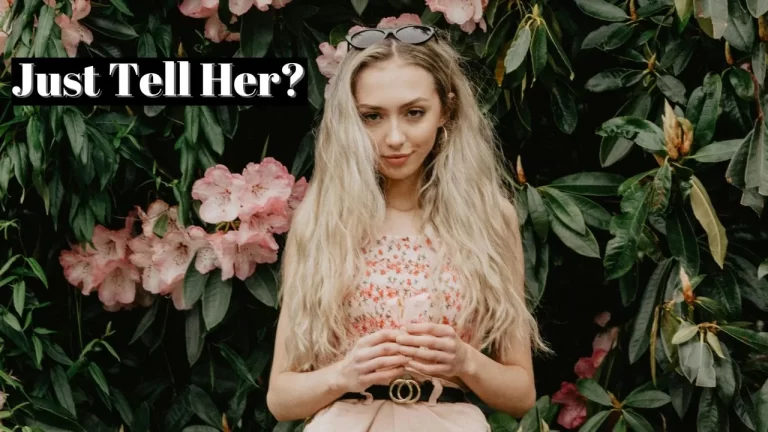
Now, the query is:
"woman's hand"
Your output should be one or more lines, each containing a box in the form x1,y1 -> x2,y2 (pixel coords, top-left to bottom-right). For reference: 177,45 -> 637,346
395,323 -> 471,378
333,329 -> 411,393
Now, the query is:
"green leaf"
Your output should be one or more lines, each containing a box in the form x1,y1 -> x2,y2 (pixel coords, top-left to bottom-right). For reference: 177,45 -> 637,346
244,265 -> 278,308
549,172 -> 624,196
744,119 -> 768,196
688,139 -> 742,162
679,339 -> 717,387
628,259 -> 674,363
202,270 -> 232,330
137,33 -> 156,57
351,0 -> 367,15
219,345 -> 259,388
596,116 -> 666,152
110,0 -> 133,15
574,0 -> 629,21
504,26 -> 531,74
241,8 -> 274,58
601,93 -> 653,167
754,43 -> 766,85
671,321 -> 699,344
188,385 -> 220,427
82,15 -> 139,39
88,362 -> 110,396
582,22 -> 634,50
689,176 -> 727,268
550,81 -> 578,134
488,411 -> 519,432
666,206 -> 700,276
12,281 -> 25,316
33,4 -> 56,57
181,427 -> 219,432
726,127 -> 753,189
622,410 -> 655,432
540,187 -> 587,234
657,75 -> 687,105
129,298 -> 158,344
585,69 -> 644,92
184,259 -> 209,308
698,388 -> 728,431
723,0 -> 755,53
605,186 -> 651,280
216,105 -> 239,139
759,258 -> 768,279
50,366 -> 76,416
719,325 -> 768,353
676,0 -> 694,20
26,116 -> 44,178
566,194 -> 612,230
578,410 -> 611,432
3,310 -> 21,332
184,106 -> 200,144
549,215 -> 601,258
747,0 -> 768,17
152,213 -> 168,238
63,109 -> 88,165
649,162 -> 672,214
686,73 -> 722,149
623,390 -> 672,408
703,268 -> 741,318
729,67 -> 755,102
711,342 -> 735,405
577,379 -> 613,406
526,185 -> 549,241
200,106 -> 225,156
530,22 -> 548,81
185,305 -> 205,366
756,379 -> 768,432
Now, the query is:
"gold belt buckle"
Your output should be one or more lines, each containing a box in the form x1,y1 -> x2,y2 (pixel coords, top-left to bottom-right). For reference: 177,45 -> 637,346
389,375 -> 421,404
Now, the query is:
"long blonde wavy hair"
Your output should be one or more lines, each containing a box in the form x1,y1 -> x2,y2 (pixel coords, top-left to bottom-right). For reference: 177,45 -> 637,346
279,28 -> 548,372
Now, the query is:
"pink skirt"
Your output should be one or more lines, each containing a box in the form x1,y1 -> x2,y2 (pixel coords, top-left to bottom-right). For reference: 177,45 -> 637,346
303,377 -> 491,432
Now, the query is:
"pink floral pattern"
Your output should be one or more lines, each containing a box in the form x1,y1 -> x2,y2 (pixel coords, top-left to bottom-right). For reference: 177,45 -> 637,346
331,234 -> 470,360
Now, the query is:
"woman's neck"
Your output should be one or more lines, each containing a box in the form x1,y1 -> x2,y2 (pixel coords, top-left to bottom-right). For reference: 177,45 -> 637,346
382,172 -> 421,211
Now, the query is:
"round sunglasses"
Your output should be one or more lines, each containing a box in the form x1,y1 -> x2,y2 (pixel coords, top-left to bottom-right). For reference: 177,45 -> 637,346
345,25 -> 437,49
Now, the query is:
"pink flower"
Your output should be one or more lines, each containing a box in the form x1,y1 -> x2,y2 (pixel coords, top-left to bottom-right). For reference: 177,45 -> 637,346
136,200 -> 182,237
97,259 -> 141,310
54,0 -> 94,57
235,157 -> 294,220
376,13 -> 422,29
316,41 -> 349,79
179,0 -> 217,18
208,229 -> 278,281
573,322 -> 620,379
192,165 -> 245,224
229,0 -> 291,16
287,177 -> 308,215
205,13 -> 240,42
426,0 -> 488,34
552,382 -> 587,429
594,311 -> 611,327
0,0 -> 11,55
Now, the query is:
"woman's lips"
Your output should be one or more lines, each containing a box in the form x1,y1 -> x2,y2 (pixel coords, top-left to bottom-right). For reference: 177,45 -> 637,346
384,154 -> 410,166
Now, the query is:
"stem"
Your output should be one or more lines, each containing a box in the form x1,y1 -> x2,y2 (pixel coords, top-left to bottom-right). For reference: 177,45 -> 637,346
76,295 -> 83,351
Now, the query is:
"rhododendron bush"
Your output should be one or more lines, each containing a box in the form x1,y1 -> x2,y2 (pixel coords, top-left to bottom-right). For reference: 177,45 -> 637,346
1,0 -> 768,431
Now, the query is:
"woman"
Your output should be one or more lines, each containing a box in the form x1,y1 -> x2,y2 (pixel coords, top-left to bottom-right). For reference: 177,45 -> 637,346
266,24 -> 548,431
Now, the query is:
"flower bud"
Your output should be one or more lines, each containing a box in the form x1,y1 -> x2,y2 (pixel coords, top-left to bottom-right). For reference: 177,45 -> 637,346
516,155 -> 527,185
678,117 -> 694,157
662,100 -> 680,160
680,267 -> 695,305
760,16 -> 768,42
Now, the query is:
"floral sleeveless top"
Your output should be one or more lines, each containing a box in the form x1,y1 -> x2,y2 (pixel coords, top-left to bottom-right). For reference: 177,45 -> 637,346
334,233 -> 473,358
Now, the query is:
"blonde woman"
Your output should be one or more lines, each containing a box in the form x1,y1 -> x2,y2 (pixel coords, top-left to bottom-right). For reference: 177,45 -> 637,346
266,25 -> 547,431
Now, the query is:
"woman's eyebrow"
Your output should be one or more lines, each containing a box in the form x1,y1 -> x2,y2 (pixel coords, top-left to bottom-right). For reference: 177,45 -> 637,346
357,97 -> 430,110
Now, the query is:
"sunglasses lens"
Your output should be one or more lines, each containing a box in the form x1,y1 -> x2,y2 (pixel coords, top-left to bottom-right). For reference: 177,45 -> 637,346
395,26 -> 433,43
350,29 -> 386,47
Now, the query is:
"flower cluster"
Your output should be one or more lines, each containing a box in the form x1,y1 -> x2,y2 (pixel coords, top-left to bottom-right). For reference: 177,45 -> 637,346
59,158 -> 307,312
43,0 -> 94,57
551,312 -> 619,430
178,0 -> 291,43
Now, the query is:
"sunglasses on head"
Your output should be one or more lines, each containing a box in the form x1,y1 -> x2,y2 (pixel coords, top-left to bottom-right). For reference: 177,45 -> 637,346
345,25 -> 437,49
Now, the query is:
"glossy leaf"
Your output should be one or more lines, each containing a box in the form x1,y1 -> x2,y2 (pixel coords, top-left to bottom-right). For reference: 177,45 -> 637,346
688,139 -> 741,162
666,206 -> 700,276
628,259 -> 674,363
596,116 -> 666,152
241,8 -> 274,58
686,73 -> 722,150
540,187 -> 587,234
680,339 -> 717,387
723,0 -> 755,53
578,410 -> 611,432
550,81 -> 578,134
756,379 -> 768,432
698,388 -> 728,432
549,172 -> 624,196
689,176 -> 727,268
202,270 -> 233,330
576,379 -> 613,406
244,265 -> 278,308
604,186 -> 651,280
582,23 -> 634,51
600,93 -> 653,167
657,75 -> 687,105
574,0 -> 630,21
526,185 -> 549,241
623,410 -> 655,432
585,69 -> 644,92
504,26 -> 531,74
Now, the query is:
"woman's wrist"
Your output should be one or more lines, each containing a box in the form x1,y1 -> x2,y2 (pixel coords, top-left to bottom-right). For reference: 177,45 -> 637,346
457,341 -> 479,380
326,360 -> 349,394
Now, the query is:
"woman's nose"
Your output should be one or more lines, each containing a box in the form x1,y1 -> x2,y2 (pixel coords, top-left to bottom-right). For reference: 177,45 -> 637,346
385,120 -> 406,146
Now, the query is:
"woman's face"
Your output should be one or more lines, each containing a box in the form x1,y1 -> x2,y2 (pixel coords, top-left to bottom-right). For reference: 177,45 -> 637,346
354,58 -> 445,181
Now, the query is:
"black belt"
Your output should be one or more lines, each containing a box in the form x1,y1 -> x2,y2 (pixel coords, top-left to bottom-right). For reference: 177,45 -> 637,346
340,379 -> 468,404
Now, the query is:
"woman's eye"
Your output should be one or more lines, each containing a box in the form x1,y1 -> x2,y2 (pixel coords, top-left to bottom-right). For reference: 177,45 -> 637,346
362,113 -> 380,121
407,109 -> 425,117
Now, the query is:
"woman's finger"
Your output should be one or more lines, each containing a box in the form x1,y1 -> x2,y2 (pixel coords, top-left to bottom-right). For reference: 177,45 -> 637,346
398,345 -> 452,364
396,334 -> 452,351
362,366 -> 408,387
404,323 -> 456,337
407,359 -> 451,376
355,342 -> 401,363
357,354 -> 410,374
